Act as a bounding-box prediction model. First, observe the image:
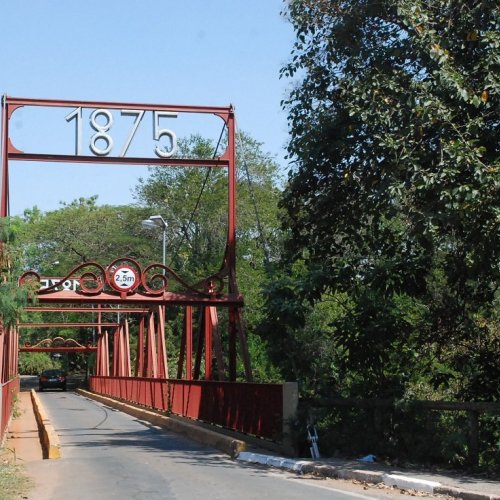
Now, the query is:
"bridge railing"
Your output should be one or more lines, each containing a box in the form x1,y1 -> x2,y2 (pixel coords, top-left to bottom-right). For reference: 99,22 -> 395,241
1,377 -> 19,444
90,376 -> 297,442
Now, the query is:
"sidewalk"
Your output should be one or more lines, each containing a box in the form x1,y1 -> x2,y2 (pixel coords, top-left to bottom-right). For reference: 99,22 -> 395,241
1,391 -> 43,464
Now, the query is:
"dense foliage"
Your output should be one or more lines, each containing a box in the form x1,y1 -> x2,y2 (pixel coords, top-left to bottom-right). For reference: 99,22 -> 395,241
0,219 -> 36,328
278,0 -> 499,397
268,0 -> 500,466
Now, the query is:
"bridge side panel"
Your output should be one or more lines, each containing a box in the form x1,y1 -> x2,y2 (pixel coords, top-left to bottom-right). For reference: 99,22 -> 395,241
89,376 -> 286,440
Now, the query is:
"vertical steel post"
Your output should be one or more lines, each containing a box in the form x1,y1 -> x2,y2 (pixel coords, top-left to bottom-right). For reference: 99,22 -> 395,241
123,320 -> 131,377
112,327 -> 120,376
177,313 -> 186,379
226,108 -> 237,293
209,307 -> 225,381
228,308 -> 237,381
185,306 -> 193,380
193,308 -> 204,380
146,312 -> 158,378
5,327 -> 11,379
102,331 -> 110,377
204,306 -> 212,380
0,323 -> 4,384
13,327 -> 18,380
136,315 -> 145,377
1,97 -> 9,218
156,306 -> 168,378
96,334 -> 102,376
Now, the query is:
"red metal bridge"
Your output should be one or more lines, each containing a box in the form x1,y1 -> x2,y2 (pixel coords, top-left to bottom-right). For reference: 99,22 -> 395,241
0,96 -> 296,448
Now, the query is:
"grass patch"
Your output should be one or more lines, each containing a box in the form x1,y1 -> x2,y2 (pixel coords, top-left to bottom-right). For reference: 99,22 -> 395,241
0,458 -> 32,500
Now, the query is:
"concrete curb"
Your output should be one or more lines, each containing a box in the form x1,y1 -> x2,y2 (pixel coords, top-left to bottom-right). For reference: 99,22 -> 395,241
236,452 -> 500,500
76,389 -> 247,458
30,389 -> 61,459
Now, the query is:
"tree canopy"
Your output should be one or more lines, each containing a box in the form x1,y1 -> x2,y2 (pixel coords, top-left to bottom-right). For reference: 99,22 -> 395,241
277,0 -> 499,400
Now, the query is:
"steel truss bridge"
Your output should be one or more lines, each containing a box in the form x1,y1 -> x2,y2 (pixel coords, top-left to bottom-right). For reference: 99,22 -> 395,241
0,96 -> 296,449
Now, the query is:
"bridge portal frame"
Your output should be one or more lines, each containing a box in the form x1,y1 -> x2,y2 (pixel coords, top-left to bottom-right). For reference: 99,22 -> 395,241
1,95 -> 253,387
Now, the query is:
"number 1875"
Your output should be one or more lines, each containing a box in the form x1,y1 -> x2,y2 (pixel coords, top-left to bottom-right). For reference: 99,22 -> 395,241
65,107 -> 178,158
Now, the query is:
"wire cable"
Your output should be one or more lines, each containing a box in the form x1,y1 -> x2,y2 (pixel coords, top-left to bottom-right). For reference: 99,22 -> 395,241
237,129 -> 271,267
170,123 -> 227,261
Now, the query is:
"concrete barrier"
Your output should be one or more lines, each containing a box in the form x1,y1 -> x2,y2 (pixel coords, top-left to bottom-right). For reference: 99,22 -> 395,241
76,389 -> 247,458
30,389 -> 61,459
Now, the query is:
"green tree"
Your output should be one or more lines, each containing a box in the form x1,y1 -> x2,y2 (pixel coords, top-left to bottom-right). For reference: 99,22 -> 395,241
135,133 -> 283,322
135,132 -> 284,380
19,197 -> 155,273
0,218 -> 36,328
279,0 -> 500,399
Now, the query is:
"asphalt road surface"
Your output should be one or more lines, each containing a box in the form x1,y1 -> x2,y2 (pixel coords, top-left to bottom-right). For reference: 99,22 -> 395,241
24,389 -> 411,500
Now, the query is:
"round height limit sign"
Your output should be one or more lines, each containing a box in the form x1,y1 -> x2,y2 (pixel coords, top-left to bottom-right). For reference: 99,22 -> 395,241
111,266 -> 138,292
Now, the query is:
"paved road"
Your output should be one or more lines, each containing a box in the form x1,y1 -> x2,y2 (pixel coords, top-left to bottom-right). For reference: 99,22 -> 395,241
23,390 -> 398,500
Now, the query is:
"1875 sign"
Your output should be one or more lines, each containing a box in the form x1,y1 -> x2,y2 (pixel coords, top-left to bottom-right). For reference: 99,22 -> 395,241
65,107 -> 177,158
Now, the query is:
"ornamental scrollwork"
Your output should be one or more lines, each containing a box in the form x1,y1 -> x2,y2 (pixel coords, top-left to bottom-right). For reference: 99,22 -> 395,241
19,258 -> 227,298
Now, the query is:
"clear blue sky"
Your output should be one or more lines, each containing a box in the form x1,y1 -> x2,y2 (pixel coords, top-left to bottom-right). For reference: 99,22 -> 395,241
0,0 -> 294,215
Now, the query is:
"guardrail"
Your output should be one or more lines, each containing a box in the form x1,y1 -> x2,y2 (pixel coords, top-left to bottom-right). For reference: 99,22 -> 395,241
1,377 -> 19,445
90,376 -> 297,443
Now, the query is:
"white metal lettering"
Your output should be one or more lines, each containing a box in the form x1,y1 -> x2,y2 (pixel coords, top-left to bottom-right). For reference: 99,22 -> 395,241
153,111 -> 178,158
65,107 -> 83,155
120,109 -> 145,157
89,109 -> 114,156
65,107 -> 178,158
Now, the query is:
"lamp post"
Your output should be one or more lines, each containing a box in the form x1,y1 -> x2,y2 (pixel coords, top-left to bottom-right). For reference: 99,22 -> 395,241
141,215 -> 167,269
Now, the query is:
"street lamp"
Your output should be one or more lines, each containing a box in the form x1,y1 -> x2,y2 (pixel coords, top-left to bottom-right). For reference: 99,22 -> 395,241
141,215 -> 167,268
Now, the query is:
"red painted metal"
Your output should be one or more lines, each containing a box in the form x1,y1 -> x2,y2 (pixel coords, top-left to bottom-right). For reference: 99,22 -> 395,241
135,316 -> 145,377
1,98 -> 10,218
1,377 -> 19,443
21,259 -> 228,298
227,109 -> 237,294
1,326 -> 18,383
177,306 -> 193,380
89,376 -> 283,440
23,306 -> 149,314
123,321 -> 131,377
146,312 -> 158,378
203,307 -> 213,380
210,306 -> 225,381
19,346 -> 97,353
0,326 -> 4,386
228,308 -> 237,381
0,95 -> 261,439
18,322 -> 120,328
193,309 -> 204,380
5,96 -> 233,116
156,307 -> 168,379
2,96 -> 234,216
24,290 -> 243,306
8,153 -> 229,169
100,331 -> 110,377
185,307 -> 193,380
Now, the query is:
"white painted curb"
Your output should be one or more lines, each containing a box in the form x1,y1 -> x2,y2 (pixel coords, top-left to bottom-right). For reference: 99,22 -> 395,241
237,452 -> 447,496
382,473 -> 441,494
237,452 -> 312,473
